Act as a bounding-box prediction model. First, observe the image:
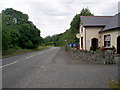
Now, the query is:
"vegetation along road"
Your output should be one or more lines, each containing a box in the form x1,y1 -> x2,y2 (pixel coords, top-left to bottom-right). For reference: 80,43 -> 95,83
2,47 -> 118,88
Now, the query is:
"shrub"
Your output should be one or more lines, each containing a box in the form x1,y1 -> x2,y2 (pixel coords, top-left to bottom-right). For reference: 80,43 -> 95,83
24,40 -> 33,49
97,47 -> 101,51
112,46 -> 116,52
99,46 -> 105,51
108,79 -> 120,89
90,46 -> 93,51
13,46 -> 20,50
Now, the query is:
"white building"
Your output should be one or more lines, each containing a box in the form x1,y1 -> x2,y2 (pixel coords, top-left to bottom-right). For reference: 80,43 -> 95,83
79,13 -> 120,54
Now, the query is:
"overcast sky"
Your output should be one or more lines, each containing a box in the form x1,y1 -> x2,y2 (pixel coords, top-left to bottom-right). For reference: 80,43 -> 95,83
0,0 -> 119,37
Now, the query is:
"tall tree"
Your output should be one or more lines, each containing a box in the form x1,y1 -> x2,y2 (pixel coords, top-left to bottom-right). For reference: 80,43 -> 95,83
2,8 -> 43,50
80,8 -> 94,16
57,8 -> 94,46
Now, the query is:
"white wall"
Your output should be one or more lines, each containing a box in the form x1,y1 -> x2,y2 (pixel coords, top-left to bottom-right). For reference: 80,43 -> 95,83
100,29 -> 120,49
79,23 -> 103,50
79,22 -> 86,50
79,21 -> 120,51
85,27 -> 102,50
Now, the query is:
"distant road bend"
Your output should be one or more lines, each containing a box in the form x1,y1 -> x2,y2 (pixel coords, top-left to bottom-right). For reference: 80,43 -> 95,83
2,47 -> 118,88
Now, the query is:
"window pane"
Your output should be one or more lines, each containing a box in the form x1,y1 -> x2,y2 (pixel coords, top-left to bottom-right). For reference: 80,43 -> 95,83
104,35 -> 111,47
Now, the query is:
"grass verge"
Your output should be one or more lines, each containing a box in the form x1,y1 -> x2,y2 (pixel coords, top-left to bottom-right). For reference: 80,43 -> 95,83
107,79 -> 120,90
2,46 -> 51,58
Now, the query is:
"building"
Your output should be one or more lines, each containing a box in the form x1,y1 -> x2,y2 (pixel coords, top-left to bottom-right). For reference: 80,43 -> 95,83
79,13 -> 120,54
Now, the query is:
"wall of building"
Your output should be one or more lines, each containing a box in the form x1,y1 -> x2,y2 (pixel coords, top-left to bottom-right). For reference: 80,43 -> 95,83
85,27 -> 102,50
100,29 -> 120,49
79,23 -> 120,51
79,25 -> 103,50
79,22 -> 86,50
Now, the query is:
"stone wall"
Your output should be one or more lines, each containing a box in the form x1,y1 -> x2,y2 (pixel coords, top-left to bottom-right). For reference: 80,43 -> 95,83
68,47 -> 116,64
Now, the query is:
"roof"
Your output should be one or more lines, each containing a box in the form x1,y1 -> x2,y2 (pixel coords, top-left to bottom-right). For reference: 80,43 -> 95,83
80,13 -> 120,32
80,16 -> 113,27
101,13 -> 120,32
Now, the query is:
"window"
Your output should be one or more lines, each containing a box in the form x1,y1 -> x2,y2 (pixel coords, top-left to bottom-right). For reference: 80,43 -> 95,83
104,35 -> 111,47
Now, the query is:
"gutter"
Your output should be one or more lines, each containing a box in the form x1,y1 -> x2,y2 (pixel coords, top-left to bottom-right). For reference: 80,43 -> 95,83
99,27 -> 120,33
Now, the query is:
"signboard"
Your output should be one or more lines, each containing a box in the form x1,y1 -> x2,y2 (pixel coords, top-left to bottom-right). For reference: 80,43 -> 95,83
76,33 -> 81,38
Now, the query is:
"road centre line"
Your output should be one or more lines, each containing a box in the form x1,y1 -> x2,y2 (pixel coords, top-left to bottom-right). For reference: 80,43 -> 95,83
38,52 -> 44,54
25,55 -> 35,59
38,51 -> 47,54
0,61 -> 19,68
1,49 -> 50,68
1,54 -> 35,68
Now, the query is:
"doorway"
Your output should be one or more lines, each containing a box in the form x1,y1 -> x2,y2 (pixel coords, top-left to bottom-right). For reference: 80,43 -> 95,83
91,38 -> 98,51
117,36 -> 120,54
81,37 -> 83,49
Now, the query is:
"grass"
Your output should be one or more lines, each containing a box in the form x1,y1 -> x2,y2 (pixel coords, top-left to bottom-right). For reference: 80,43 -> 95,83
107,79 -> 120,90
2,46 -> 51,58
27,46 -> 51,52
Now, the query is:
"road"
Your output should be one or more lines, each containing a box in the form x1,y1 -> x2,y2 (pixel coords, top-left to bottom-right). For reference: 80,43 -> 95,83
2,47 -> 118,88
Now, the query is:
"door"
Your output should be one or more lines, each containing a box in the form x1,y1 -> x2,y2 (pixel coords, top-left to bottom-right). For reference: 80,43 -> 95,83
91,38 -> 98,51
117,36 -> 120,54
81,37 -> 83,49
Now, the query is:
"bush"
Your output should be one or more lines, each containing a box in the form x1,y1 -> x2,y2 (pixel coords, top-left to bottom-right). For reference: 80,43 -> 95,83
13,46 -> 20,50
24,40 -> 33,49
108,79 -> 120,89
112,46 -> 116,52
97,47 -> 101,51
90,46 -> 93,51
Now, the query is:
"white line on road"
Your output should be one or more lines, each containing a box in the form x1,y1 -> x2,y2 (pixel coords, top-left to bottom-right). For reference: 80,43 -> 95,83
1,49 -> 51,68
0,60 -> 19,68
25,55 -> 35,59
38,52 -> 44,54
38,51 -> 48,55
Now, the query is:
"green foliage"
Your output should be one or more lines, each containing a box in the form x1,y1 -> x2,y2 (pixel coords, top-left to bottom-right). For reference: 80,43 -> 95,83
2,8 -> 43,50
108,79 -> 120,89
70,14 -> 80,30
24,40 -> 33,48
90,46 -> 93,51
2,31 -> 9,50
58,29 -> 75,46
80,8 -> 94,16
97,47 -> 101,51
112,46 -> 116,52
44,34 -> 63,46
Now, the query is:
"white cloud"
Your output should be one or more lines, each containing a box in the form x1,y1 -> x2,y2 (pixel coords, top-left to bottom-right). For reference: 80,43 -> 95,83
0,0 -> 119,37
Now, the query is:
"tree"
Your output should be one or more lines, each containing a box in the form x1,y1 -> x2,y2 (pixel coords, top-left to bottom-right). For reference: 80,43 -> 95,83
80,8 -> 94,16
2,8 -> 43,50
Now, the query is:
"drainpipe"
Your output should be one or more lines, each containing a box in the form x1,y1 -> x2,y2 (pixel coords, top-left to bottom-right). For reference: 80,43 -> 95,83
85,28 -> 86,50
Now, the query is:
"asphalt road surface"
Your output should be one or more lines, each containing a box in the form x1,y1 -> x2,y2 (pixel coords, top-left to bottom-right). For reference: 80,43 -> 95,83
2,47 -> 118,88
